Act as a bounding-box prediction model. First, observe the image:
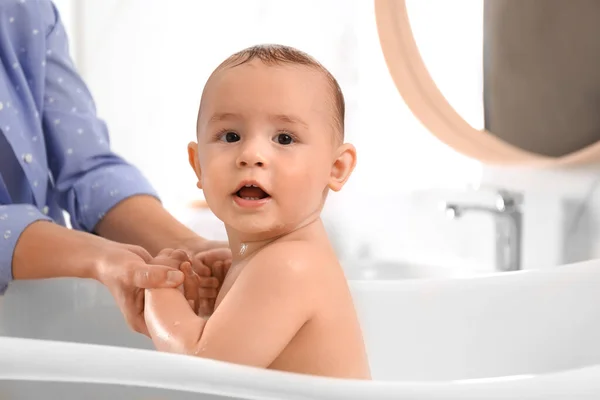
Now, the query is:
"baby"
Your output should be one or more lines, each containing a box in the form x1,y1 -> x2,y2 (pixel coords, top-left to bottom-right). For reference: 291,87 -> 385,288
143,44 -> 371,380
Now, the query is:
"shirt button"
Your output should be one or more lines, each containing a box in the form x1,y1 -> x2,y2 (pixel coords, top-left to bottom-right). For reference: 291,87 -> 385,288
42,206 -> 49,215
23,153 -> 33,163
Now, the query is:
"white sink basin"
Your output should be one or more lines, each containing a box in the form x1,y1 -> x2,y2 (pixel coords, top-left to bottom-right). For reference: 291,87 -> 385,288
342,259 -> 486,280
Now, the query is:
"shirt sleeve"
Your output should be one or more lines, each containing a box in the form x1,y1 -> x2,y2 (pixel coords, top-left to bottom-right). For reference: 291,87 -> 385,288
0,204 -> 52,294
41,4 -> 160,233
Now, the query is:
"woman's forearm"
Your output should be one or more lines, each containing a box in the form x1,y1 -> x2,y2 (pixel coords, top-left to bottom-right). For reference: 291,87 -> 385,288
12,220 -> 101,281
144,288 -> 207,354
94,195 -> 202,256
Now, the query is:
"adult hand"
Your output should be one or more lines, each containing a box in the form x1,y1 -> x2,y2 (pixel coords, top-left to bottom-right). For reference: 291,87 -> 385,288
93,241 -> 186,336
148,248 -> 202,314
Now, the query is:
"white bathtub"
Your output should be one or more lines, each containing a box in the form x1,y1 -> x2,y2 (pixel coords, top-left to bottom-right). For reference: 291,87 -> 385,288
1,259 -> 600,399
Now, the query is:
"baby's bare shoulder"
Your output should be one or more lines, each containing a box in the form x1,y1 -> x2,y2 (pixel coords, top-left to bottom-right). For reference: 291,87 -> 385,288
235,241 -> 342,310
245,240 -> 326,281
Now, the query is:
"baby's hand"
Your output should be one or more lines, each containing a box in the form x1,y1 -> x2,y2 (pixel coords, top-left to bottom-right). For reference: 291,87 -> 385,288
193,258 -> 231,317
150,248 -> 200,313
190,251 -> 231,317
179,261 -> 201,314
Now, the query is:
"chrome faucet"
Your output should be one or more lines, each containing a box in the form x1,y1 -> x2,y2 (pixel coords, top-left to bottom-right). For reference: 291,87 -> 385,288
442,189 -> 523,272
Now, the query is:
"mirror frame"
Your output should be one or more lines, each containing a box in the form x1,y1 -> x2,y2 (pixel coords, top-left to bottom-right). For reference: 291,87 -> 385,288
374,0 -> 600,166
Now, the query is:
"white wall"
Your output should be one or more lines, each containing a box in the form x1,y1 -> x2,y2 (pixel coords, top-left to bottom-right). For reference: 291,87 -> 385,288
53,1 -> 600,273
68,0 -> 481,203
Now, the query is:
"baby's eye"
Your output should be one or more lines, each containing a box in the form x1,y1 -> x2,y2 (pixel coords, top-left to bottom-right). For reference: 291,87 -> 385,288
274,133 -> 294,145
220,131 -> 240,143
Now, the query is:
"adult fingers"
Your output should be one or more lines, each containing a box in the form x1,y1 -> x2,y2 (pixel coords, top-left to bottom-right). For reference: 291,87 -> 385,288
131,313 -> 149,336
194,247 -> 232,267
155,248 -> 190,264
134,289 -> 150,337
155,248 -> 174,258
223,259 -> 232,276
123,289 -> 149,337
128,264 -> 184,289
196,275 -> 219,289
127,244 -> 153,263
190,262 -> 211,279
148,253 -> 186,271
198,288 -> 218,298
212,261 -> 226,286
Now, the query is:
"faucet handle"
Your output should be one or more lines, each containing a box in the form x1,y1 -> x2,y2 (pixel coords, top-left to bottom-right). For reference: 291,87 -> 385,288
464,183 -> 523,210
496,188 -> 523,202
495,189 -> 523,210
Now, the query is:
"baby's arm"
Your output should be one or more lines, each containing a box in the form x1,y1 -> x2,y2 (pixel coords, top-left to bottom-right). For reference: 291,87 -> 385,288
145,242 -> 317,367
144,261 -> 206,353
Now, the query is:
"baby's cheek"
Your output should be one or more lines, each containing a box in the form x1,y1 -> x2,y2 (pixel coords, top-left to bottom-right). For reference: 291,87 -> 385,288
293,176 -> 323,208
202,179 -> 226,209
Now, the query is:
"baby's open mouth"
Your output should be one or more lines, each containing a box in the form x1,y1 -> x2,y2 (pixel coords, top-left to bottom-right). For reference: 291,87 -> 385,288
235,184 -> 270,200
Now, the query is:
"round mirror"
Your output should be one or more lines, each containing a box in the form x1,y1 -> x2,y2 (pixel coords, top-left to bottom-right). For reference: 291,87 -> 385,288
374,0 -> 600,166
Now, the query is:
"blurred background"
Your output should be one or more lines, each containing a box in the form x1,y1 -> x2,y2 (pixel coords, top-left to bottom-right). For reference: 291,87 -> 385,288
51,0 -> 600,275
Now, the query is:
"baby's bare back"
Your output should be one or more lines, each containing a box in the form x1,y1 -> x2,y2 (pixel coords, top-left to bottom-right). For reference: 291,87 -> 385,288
214,241 -> 371,380
268,261 -> 371,379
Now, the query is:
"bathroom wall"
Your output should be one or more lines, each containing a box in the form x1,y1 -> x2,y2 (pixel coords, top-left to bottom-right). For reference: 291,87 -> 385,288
54,1 -> 600,273
480,166 -> 600,267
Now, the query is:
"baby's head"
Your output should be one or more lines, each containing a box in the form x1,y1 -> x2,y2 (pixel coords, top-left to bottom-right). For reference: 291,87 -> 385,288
188,44 -> 356,239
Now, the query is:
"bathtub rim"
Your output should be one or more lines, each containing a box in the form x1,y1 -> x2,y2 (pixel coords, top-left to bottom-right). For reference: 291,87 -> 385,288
347,257 -> 600,289
2,259 -> 600,398
1,336 -> 600,400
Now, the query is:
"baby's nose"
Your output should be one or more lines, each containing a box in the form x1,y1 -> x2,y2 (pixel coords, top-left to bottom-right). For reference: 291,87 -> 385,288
236,144 -> 267,168
238,158 -> 264,167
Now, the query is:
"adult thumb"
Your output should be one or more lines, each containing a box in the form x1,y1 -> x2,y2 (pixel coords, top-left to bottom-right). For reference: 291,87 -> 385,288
131,265 -> 184,289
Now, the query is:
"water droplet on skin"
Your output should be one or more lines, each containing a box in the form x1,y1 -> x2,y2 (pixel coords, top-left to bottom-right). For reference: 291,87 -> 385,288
239,243 -> 247,256
156,330 -> 171,342
193,346 -> 207,356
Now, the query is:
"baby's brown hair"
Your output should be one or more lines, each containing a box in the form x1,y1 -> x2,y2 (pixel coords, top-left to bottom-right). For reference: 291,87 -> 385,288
203,44 -> 345,141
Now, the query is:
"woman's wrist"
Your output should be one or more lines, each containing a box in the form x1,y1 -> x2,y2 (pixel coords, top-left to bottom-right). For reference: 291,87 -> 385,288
94,195 -> 203,256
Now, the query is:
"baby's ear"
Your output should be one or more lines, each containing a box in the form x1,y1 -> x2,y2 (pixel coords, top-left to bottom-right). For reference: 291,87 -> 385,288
187,142 -> 203,189
328,143 -> 357,192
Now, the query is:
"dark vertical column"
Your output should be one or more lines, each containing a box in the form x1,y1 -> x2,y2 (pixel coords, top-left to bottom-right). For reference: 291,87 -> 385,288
483,0 -> 600,157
